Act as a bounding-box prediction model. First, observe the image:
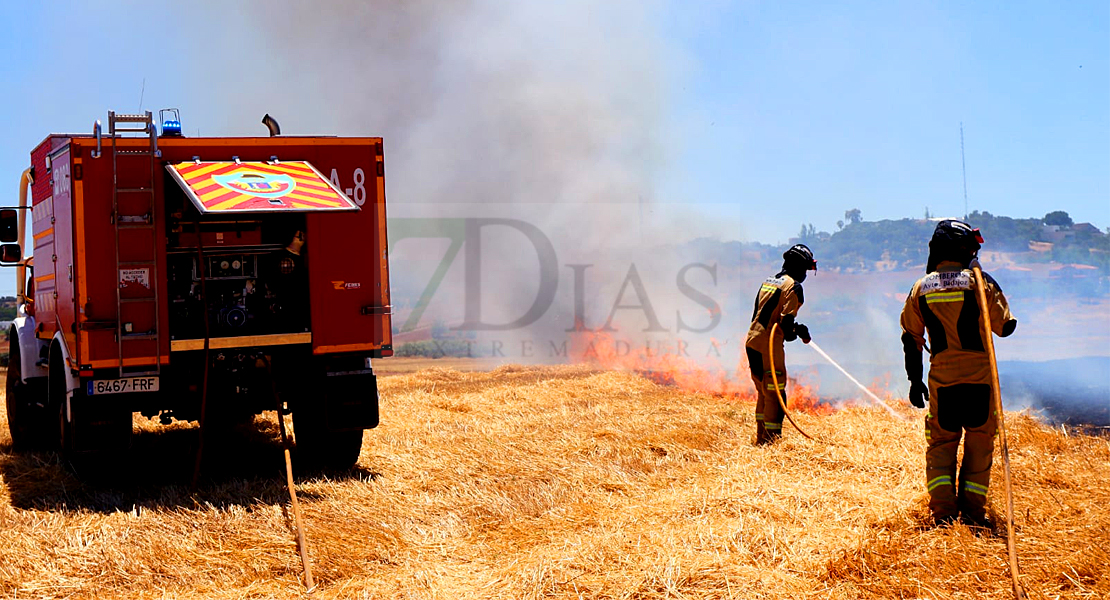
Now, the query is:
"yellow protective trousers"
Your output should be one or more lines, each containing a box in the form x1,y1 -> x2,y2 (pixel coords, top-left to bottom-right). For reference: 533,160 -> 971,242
745,344 -> 786,444
925,379 -> 997,522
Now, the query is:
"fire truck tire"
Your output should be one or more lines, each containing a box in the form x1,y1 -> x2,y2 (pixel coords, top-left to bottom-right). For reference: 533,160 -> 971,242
52,362 -> 74,464
293,409 -> 363,472
5,334 -> 52,451
50,343 -> 130,467
51,344 -> 77,460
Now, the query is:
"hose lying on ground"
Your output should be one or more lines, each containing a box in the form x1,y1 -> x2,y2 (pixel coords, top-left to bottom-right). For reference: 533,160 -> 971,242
264,357 -> 316,597
970,259 -> 1027,600
767,322 -> 818,442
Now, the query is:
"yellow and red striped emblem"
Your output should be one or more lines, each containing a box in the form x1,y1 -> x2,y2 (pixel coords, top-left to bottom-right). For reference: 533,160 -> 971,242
166,161 -> 359,213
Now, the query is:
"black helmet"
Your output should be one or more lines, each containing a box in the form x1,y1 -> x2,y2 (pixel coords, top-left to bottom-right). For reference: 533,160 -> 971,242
927,219 -> 983,272
782,244 -> 817,281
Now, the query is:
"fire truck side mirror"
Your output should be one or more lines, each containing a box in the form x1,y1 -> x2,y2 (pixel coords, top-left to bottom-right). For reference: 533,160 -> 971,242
0,208 -> 18,243
0,243 -> 21,265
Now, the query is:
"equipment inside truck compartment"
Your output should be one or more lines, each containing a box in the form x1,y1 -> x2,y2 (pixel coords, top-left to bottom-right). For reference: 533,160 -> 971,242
164,179 -> 311,339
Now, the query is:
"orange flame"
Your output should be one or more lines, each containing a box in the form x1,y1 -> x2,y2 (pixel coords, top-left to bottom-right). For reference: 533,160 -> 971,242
570,330 -> 751,398
569,331 -> 852,415
784,378 -> 836,415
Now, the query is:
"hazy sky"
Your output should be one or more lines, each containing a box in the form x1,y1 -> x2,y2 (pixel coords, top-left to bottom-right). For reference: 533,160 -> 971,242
0,0 -> 1106,290
656,1 -> 1109,244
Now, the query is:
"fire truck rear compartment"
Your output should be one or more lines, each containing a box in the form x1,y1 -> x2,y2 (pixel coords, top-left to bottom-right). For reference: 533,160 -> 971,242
151,206 -> 378,432
149,209 -> 308,423
165,212 -> 311,341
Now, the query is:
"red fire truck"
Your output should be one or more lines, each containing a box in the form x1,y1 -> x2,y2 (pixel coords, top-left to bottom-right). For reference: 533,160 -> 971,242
3,110 -> 392,470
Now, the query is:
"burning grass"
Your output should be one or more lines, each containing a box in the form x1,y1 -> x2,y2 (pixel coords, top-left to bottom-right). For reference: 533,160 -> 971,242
1,366 -> 1108,599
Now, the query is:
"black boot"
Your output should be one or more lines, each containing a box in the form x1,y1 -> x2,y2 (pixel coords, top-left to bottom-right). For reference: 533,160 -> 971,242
960,511 -> 995,533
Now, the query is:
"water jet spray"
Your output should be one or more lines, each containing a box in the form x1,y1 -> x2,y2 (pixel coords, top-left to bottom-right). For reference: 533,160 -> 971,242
805,341 -> 907,420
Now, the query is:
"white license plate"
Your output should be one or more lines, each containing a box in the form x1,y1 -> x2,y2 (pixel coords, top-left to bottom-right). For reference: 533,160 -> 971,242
87,377 -> 159,395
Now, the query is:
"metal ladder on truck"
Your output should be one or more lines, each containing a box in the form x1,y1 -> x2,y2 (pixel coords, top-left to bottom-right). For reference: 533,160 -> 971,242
109,111 -> 162,378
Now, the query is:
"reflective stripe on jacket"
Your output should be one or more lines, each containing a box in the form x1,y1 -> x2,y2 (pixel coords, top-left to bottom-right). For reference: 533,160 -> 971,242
900,261 -> 1014,386
746,273 -> 802,351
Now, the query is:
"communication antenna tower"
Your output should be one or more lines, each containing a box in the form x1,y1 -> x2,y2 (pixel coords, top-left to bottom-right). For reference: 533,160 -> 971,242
960,122 -> 968,220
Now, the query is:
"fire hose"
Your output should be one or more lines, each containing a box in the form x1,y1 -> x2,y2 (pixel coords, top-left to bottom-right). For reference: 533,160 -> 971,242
185,222 -> 315,594
970,259 -> 1027,600
263,357 -> 317,596
190,220 -> 211,491
767,322 -> 818,442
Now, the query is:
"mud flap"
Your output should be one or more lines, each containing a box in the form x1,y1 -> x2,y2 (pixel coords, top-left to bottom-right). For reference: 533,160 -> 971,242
67,392 -> 132,453
323,372 -> 379,431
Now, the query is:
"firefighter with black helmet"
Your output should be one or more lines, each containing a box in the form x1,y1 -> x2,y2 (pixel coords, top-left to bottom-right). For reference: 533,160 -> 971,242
900,219 -> 1017,527
745,244 -> 817,444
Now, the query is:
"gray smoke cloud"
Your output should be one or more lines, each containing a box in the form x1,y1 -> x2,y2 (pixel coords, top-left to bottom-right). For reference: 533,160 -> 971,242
171,0 -> 680,339
180,0 -> 669,209
65,2 -> 1106,424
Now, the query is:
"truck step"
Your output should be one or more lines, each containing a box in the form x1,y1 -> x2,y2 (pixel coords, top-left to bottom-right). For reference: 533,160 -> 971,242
119,261 -> 155,267
117,187 -> 154,193
121,332 -> 158,340
119,297 -> 155,304
112,113 -> 152,122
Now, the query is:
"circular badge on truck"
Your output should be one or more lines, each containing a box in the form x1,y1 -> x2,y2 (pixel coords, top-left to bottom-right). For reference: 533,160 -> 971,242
212,172 -> 296,199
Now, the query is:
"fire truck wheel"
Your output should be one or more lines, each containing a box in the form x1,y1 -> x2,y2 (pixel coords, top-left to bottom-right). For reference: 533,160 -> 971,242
49,343 -> 131,470
292,409 -> 363,472
5,334 -> 52,451
51,344 -> 77,460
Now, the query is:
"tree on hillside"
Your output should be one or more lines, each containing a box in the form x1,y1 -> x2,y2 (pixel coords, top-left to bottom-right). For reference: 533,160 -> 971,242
771,210 -> 1106,274
968,210 -> 1045,251
844,208 -> 862,225
798,223 -> 817,241
1044,211 -> 1073,227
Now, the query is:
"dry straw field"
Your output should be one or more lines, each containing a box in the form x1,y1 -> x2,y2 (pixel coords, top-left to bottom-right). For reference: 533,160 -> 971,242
1,365 -> 1108,599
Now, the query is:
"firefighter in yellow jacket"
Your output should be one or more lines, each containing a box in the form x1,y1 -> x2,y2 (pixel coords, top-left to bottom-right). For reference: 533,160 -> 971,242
900,220 -> 1017,527
746,244 -> 817,444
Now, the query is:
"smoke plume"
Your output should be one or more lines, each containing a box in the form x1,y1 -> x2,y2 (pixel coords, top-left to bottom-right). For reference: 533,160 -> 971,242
153,2 -> 1110,426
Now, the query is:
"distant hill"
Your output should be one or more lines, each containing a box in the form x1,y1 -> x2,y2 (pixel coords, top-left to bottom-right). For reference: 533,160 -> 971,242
687,210 -> 1109,278
0,296 -> 14,321
789,210 -> 1109,274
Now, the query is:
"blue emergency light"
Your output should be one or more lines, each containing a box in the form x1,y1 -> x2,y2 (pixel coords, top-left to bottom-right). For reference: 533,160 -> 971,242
159,108 -> 183,137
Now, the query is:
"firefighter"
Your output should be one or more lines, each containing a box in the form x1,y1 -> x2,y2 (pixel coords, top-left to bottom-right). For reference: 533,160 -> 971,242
261,229 -> 309,331
900,220 -> 1017,528
745,244 -> 817,444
